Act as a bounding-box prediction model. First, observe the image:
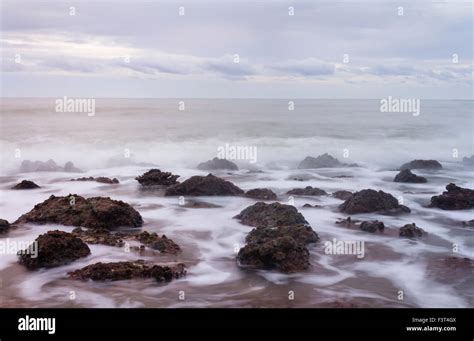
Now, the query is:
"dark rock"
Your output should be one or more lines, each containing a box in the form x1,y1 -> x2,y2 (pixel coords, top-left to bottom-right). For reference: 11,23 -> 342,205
135,231 -> 181,254
339,189 -> 410,215
286,173 -> 318,181
399,223 -> 425,238
245,224 -> 319,245
399,159 -> 442,170
462,155 -> 474,166
135,169 -> 180,186
443,257 -> 472,269
15,194 -> 143,229
165,174 -> 243,196
394,169 -> 427,183
359,220 -> 385,233
237,236 -> 310,273
197,157 -> 238,171
67,260 -> 186,282
234,202 -> 308,228
303,203 -> 323,208
72,176 -> 119,184
12,180 -> 40,189
72,227 -> 125,247
298,153 -> 357,169
287,186 -> 327,196
332,190 -> 353,200
430,183 -> 474,210
245,188 -> 277,200
462,220 -> 474,227
0,219 -> 10,234
181,201 -> 222,209
18,230 -> 90,269
20,159 -> 82,173
335,216 -> 360,228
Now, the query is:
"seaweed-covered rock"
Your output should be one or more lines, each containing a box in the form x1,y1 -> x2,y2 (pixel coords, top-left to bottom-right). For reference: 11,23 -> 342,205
287,186 -> 327,196
430,183 -> 474,210
68,260 -> 186,282
332,190 -> 353,200
165,174 -> 243,196
11,180 -> 40,190
339,189 -> 410,215
245,224 -> 319,245
298,153 -> 357,169
72,177 -> 119,184
18,230 -> 90,269
72,227 -> 125,247
0,219 -> 11,234
197,157 -> 238,171
135,169 -> 180,186
399,223 -> 425,238
399,159 -> 442,170
359,220 -> 385,233
15,194 -> 143,229
245,188 -> 277,200
234,202 -> 308,228
394,169 -> 427,183
135,231 -> 181,254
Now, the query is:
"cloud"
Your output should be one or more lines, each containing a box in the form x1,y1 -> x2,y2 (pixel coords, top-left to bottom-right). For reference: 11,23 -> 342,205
270,58 -> 335,77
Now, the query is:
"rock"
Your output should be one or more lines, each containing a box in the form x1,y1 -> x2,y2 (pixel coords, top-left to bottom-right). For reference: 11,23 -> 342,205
339,189 -> 410,215
462,155 -> 474,166
234,202 -> 308,228
394,169 -> 427,183
11,180 -> 40,189
430,183 -> 474,210
0,219 -> 10,234
399,159 -> 442,170
245,224 -> 319,245
180,201 -> 222,209
287,186 -> 327,196
399,223 -> 425,238
335,216 -> 360,228
72,227 -> 125,247
443,257 -> 472,269
302,203 -> 322,208
20,159 -> 81,173
332,190 -> 353,200
359,220 -> 385,233
72,176 -> 119,184
15,194 -> 143,229
18,230 -> 90,269
135,231 -> 181,254
135,169 -> 180,186
197,157 -> 238,171
165,174 -> 243,196
286,173 -> 318,181
462,220 -> 474,227
298,153 -> 357,169
67,260 -> 186,282
245,188 -> 277,200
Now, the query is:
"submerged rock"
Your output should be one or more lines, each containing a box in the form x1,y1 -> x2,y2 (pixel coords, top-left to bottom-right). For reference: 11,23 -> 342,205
72,176 -> 119,184
339,189 -> 410,215
135,231 -> 181,254
245,188 -> 277,200
430,183 -> 474,210
245,224 -> 319,245
359,220 -> 385,233
0,219 -> 11,234
18,230 -> 90,269
462,155 -> 474,166
332,190 -> 353,200
234,202 -> 308,228
394,169 -> 427,183
135,169 -> 180,186
165,174 -> 243,196
298,153 -> 357,169
287,186 -> 327,196
68,260 -> 186,282
197,157 -> 238,171
180,200 -> 222,209
11,180 -> 40,189
399,159 -> 442,170
20,159 -> 82,173
72,227 -> 125,247
399,223 -> 425,238
15,194 -> 143,229
302,203 -> 323,208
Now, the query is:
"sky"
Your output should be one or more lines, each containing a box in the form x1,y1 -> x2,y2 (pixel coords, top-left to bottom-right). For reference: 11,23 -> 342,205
1,0 -> 473,99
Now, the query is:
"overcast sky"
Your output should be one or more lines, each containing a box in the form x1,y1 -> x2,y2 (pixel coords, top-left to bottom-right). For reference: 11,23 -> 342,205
1,0 -> 472,98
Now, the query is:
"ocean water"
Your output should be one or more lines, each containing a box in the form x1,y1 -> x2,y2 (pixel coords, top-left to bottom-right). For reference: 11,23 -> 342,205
0,98 -> 472,308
